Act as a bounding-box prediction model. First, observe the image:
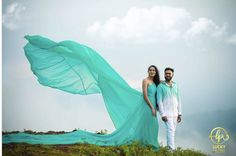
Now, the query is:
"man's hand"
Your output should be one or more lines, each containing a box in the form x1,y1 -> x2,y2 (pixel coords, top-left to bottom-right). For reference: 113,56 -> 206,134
162,116 -> 168,122
177,115 -> 182,123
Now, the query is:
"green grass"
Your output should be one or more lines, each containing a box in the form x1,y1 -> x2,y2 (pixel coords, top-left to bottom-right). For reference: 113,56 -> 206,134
3,141 -> 207,156
2,130 -> 208,156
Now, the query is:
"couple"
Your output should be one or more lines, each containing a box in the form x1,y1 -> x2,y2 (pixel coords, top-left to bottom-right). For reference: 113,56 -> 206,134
3,35 -> 181,151
142,65 -> 182,151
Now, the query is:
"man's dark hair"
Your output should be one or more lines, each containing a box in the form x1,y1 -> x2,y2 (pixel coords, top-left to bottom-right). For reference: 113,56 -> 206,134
165,67 -> 174,73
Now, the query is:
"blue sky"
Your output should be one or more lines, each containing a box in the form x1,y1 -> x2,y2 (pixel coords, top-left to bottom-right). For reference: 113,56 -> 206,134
2,0 -> 236,155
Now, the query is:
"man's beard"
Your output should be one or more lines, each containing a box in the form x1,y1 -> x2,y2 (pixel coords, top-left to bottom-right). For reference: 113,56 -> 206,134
165,76 -> 172,81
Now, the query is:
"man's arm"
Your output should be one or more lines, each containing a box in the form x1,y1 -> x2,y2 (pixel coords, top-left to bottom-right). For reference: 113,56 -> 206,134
156,85 -> 166,117
177,86 -> 182,123
177,86 -> 182,116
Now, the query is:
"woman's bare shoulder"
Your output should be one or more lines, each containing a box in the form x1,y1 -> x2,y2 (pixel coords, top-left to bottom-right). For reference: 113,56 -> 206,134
143,78 -> 149,86
142,78 -> 149,83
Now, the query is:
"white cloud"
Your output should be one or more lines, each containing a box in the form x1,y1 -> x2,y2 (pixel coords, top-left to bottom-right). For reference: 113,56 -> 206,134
227,33 -> 236,45
3,2 -> 26,30
86,6 -> 227,44
185,17 -> 227,38
87,6 -> 191,43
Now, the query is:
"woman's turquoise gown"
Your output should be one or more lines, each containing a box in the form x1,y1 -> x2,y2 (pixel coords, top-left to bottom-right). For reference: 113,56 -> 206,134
2,35 -> 159,149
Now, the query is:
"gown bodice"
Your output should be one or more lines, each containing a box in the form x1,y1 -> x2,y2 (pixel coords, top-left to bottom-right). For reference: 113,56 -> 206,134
147,83 -> 156,97
147,83 -> 157,109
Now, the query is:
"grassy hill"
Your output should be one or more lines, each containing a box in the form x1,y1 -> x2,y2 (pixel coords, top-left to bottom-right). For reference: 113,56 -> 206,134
3,141 -> 207,156
2,129 -> 207,156
3,109 -> 236,155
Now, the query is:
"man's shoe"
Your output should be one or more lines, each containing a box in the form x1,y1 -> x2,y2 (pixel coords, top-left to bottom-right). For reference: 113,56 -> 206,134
167,146 -> 175,153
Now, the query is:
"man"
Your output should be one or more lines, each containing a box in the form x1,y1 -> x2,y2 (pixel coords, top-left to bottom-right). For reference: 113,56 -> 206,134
156,67 -> 182,151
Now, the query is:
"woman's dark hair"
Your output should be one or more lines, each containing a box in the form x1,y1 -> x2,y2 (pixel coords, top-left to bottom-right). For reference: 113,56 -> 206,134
148,65 -> 160,86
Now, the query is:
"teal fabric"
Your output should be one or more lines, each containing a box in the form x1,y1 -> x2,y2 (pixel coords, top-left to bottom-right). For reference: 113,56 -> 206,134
3,35 -> 159,149
157,82 -> 180,100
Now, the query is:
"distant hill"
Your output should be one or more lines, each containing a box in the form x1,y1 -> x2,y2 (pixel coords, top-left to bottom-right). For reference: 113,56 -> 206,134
175,108 -> 236,156
179,108 -> 236,138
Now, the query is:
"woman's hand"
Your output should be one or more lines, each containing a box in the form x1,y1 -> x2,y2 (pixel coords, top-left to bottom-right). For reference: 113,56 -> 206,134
151,107 -> 156,117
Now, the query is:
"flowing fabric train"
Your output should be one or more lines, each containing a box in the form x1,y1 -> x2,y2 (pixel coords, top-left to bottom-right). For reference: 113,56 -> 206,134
3,35 -> 159,149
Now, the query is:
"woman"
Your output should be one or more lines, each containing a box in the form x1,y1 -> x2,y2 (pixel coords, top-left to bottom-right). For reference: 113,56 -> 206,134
142,65 -> 160,117
3,35 -> 160,150
141,65 -> 160,147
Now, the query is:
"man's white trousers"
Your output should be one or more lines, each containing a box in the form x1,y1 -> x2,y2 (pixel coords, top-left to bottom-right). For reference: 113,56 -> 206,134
165,117 -> 177,150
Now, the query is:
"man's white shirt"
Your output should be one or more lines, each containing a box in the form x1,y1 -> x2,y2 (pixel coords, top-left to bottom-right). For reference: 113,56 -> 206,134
156,81 -> 182,117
